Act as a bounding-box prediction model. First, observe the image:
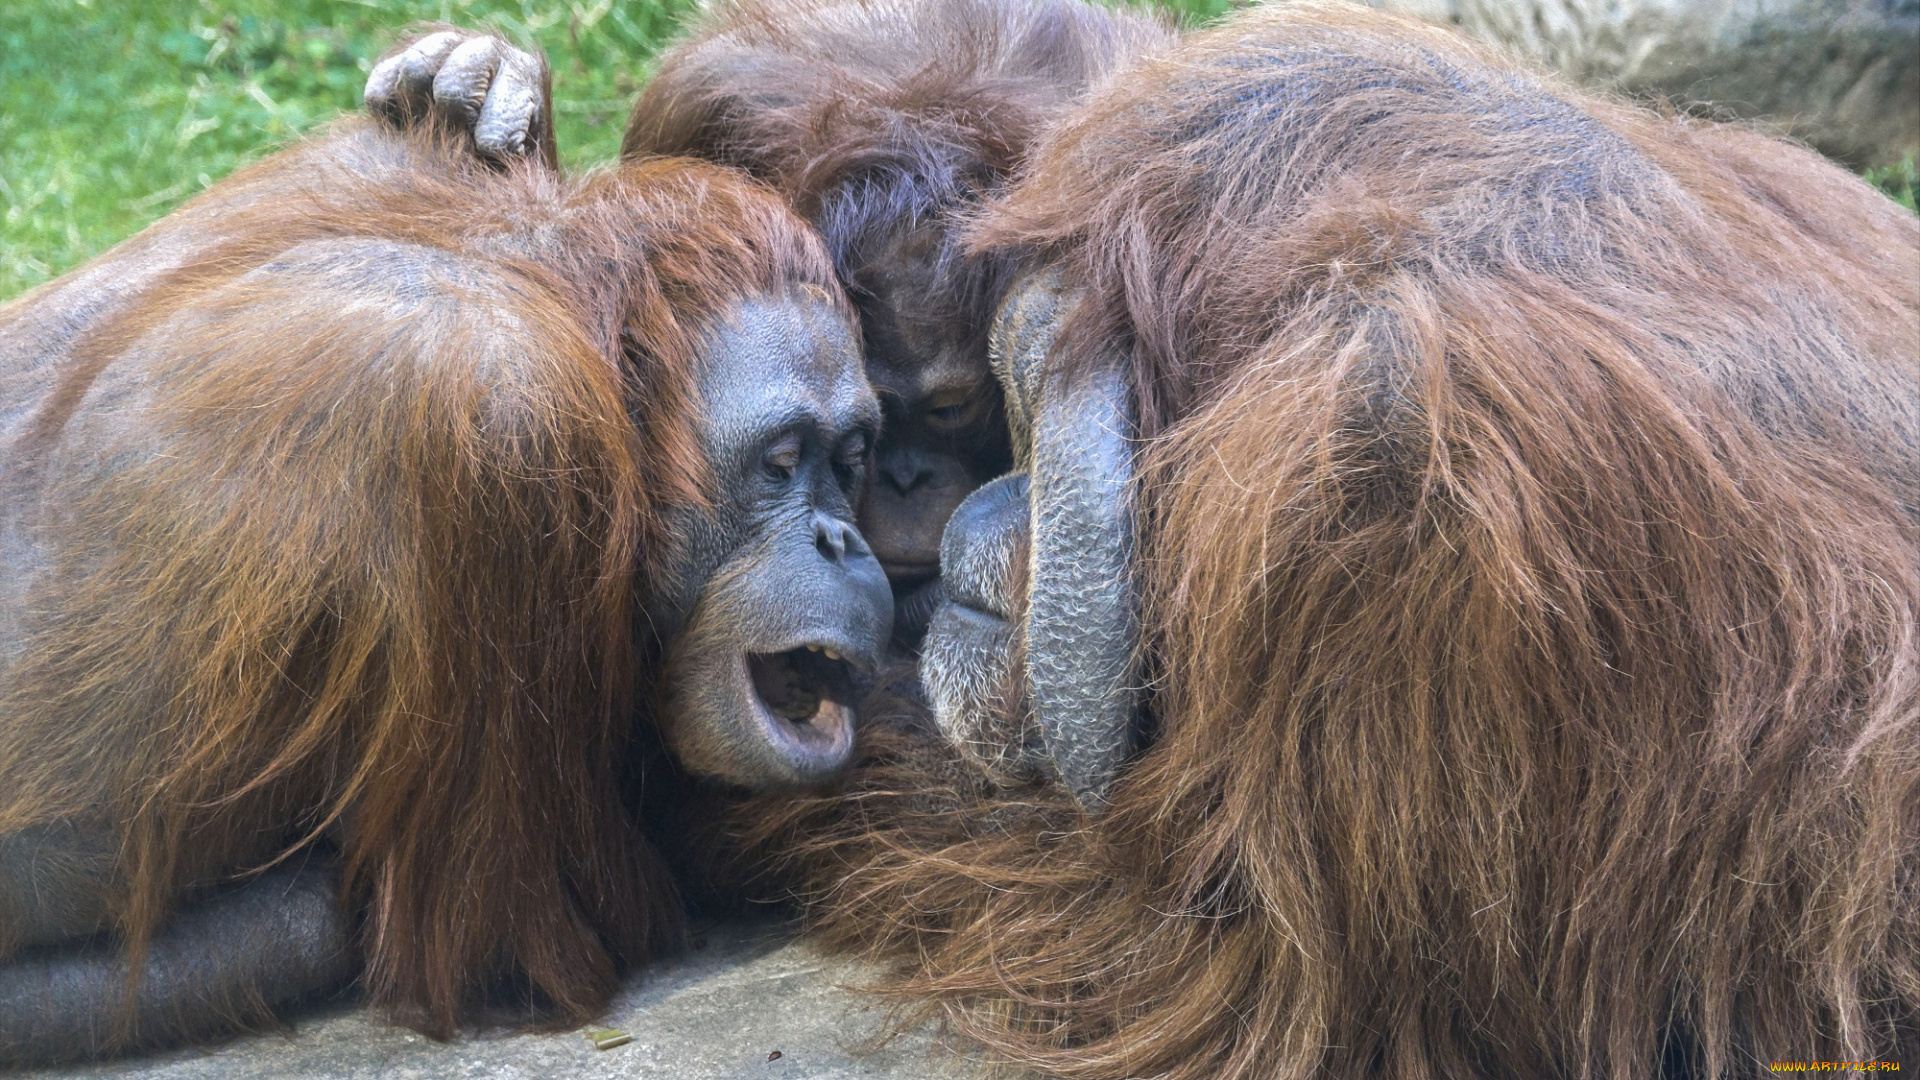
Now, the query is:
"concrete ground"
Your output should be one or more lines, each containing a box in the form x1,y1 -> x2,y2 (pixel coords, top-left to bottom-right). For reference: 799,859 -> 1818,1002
20,916 -> 991,1080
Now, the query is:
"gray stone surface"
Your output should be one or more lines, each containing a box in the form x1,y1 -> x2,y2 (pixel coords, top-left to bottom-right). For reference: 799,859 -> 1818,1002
20,917 -> 986,1080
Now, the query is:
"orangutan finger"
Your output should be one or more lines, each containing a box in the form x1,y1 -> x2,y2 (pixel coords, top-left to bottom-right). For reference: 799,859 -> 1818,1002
472,47 -> 549,161
365,30 -> 462,125
431,35 -> 504,130
1026,360 -> 1138,812
983,270 -> 1141,809
987,270 -> 1068,467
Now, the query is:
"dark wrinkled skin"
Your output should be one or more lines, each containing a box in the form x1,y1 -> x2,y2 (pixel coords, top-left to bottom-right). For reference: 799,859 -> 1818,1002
918,273 -> 1139,810
0,39 -> 888,1063
654,299 -> 891,789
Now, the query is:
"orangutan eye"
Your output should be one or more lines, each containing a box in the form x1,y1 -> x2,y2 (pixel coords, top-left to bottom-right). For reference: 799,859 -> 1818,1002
832,432 -> 871,489
923,392 -> 982,432
763,439 -> 802,481
835,431 -> 871,467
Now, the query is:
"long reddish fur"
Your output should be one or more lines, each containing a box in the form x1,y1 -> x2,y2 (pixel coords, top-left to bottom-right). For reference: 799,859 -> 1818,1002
0,122 -> 845,1039
731,6 -> 1920,1077
623,0 -> 1173,373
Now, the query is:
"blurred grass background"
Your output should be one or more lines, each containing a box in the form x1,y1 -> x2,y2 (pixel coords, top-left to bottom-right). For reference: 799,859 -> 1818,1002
0,0 -> 1909,302
0,0 -> 691,298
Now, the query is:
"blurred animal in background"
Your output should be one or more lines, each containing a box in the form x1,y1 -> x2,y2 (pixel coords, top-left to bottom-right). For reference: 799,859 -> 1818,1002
0,37 -> 891,1065
738,4 -> 1920,1078
1362,0 -> 1919,169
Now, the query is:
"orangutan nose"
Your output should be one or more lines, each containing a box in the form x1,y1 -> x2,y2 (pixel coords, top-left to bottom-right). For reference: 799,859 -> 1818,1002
878,445 -> 933,494
814,512 -> 869,564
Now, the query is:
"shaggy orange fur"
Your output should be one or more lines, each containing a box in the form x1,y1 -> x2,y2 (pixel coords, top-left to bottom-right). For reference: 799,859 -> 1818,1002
624,0 -> 1175,648
624,0 -> 1170,302
732,6 -> 1920,1077
0,120 -> 844,1042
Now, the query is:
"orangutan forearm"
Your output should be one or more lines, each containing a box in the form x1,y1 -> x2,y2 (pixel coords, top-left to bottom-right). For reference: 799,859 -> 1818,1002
0,859 -> 354,1067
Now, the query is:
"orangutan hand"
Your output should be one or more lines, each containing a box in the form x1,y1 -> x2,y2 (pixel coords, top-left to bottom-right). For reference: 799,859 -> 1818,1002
364,28 -> 556,168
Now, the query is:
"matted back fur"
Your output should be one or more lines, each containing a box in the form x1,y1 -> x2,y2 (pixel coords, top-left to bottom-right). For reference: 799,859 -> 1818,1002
625,0 -> 1172,335
738,5 -> 1920,1077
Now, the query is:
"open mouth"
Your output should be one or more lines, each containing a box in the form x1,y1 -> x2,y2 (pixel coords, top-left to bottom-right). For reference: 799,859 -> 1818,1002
743,644 -> 858,775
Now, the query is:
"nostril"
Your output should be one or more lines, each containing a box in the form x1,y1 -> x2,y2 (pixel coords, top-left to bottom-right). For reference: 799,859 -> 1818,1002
814,515 -> 850,562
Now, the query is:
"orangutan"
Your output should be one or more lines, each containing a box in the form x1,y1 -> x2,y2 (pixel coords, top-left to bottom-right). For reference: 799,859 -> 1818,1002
0,53 -> 890,1062
739,5 -> 1920,1078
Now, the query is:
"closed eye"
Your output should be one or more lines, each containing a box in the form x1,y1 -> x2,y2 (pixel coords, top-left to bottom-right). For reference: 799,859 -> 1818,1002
923,393 -> 985,433
833,431 -> 871,488
764,440 -> 801,481
836,431 -> 871,466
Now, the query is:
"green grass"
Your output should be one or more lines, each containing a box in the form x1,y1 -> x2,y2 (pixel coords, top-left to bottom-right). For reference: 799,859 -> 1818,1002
1864,155 -> 1918,213
0,0 -> 690,300
0,0 -> 1907,302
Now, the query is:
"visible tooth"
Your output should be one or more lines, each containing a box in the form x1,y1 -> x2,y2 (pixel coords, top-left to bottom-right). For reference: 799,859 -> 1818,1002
823,648 -> 841,661
806,644 -> 821,652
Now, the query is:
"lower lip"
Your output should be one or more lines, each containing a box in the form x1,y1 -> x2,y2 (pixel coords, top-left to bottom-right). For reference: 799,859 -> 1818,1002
742,655 -> 854,776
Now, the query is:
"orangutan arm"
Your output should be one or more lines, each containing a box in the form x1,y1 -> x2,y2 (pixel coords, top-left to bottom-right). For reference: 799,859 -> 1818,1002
0,859 -> 354,1067
0,221 -> 669,1064
0,124 -> 663,1062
